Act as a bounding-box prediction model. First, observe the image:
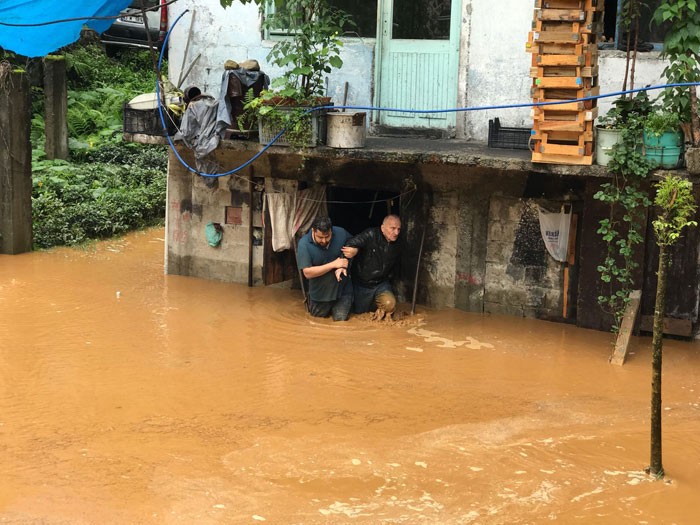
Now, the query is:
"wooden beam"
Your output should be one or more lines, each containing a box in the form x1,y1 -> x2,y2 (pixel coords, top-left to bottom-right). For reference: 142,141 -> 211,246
610,290 -> 642,366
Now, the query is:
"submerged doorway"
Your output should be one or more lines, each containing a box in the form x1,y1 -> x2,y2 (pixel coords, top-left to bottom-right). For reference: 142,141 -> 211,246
326,187 -> 401,236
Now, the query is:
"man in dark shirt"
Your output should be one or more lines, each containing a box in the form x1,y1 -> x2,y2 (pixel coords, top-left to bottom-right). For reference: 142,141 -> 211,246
342,214 -> 402,319
296,216 -> 353,321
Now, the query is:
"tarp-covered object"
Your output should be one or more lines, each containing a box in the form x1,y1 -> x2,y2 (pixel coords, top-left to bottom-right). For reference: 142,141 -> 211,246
0,0 -> 132,57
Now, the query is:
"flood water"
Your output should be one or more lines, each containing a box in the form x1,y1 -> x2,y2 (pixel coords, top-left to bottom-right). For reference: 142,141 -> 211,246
1,227 -> 699,524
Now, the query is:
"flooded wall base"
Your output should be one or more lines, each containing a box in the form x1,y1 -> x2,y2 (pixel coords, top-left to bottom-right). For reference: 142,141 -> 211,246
165,145 -> 700,332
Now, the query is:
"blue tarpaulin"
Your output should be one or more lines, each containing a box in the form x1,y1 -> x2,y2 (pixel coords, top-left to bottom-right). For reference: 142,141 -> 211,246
0,0 -> 133,57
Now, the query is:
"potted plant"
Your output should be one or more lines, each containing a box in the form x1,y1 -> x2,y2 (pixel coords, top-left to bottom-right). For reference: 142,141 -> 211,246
642,108 -> 683,169
239,0 -> 353,147
653,0 -> 700,172
596,91 -> 652,166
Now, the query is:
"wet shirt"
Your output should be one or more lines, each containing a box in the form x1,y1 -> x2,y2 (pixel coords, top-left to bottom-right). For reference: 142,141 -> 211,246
296,226 -> 352,302
345,227 -> 401,288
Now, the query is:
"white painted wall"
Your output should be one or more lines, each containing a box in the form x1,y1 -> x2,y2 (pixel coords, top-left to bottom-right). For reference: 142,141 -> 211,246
166,1 -> 374,107
167,1 -> 671,141
463,1 -> 670,142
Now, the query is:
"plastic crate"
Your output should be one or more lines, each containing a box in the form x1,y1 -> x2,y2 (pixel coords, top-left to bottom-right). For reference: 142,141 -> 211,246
123,104 -> 179,136
258,107 -> 320,147
488,118 -> 532,150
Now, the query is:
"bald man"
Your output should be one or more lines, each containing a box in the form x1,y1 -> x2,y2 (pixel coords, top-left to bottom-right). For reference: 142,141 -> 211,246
342,215 -> 402,319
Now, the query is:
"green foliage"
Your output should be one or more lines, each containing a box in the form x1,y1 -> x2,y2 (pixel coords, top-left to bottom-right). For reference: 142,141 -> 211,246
30,44 -> 168,249
654,0 -> 700,133
64,44 -> 158,93
262,0 -> 353,100
594,107 -> 653,332
237,0 -> 352,147
653,175 -> 698,246
246,94 -> 319,146
598,91 -> 653,130
32,149 -> 166,248
644,109 -> 681,136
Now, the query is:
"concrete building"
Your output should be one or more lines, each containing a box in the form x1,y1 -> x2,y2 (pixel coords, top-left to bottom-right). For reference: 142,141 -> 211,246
153,0 -> 700,335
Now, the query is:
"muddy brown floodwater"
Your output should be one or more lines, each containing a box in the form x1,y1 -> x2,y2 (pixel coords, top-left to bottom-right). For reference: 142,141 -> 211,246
1,228 -> 700,524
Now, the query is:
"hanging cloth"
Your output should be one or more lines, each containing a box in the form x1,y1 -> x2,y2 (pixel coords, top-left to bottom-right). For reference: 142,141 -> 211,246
265,192 -> 294,252
264,185 -> 328,252
537,205 -> 571,262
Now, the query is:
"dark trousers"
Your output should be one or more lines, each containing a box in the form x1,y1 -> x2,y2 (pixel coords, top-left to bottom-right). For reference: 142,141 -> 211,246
352,281 -> 396,314
308,290 -> 353,321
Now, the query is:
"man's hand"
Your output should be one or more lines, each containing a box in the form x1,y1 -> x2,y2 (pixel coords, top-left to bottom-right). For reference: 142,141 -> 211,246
334,257 -> 349,269
341,246 -> 358,259
334,268 -> 347,282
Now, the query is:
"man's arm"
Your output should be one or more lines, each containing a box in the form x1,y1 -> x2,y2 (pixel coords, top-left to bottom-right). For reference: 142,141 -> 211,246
342,228 -> 373,258
303,257 -> 348,279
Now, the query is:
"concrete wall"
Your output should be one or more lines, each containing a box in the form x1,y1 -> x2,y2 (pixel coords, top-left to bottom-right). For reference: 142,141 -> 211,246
464,3 -> 669,142
484,197 -> 564,318
165,142 -> 586,319
167,2 -> 374,107
165,148 -> 264,284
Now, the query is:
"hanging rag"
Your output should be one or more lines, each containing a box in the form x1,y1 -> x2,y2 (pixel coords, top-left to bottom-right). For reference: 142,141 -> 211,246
265,193 -> 295,252
264,185 -> 328,252
537,205 -> 571,262
292,185 -> 328,236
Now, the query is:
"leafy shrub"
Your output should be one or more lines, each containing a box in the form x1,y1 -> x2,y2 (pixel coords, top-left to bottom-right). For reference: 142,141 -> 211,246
31,44 -> 170,249
32,158 -> 166,248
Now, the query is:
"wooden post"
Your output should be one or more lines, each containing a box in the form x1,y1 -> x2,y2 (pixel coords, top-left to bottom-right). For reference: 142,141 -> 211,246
44,56 -> 69,160
610,290 -> 642,366
0,70 -> 33,254
562,213 -> 578,318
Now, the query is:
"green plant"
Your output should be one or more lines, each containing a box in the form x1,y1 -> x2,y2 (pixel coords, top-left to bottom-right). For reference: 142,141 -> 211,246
27,43 -> 169,249
648,175 -> 697,479
654,0 -> 700,146
231,0 -> 352,147
644,109 -> 681,137
236,89 -> 259,131
262,0 -> 352,100
598,90 -> 653,129
594,106 -> 653,332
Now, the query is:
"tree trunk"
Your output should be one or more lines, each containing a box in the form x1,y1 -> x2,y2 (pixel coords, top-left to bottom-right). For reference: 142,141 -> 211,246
649,245 -> 669,478
689,83 -> 700,147
630,14 -> 639,91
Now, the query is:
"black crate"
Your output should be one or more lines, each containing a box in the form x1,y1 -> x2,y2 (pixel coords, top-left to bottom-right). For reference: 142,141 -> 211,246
123,104 -> 179,136
487,118 -> 532,150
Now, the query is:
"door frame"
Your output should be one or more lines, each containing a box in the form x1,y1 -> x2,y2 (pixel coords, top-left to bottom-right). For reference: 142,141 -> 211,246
373,0 -> 462,130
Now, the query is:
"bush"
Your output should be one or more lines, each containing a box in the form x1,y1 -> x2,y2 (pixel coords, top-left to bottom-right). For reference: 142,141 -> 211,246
31,44 -> 170,249
32,156 -> 167,248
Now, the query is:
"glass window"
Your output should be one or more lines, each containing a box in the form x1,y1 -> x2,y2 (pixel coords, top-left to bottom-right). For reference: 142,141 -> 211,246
267,1 -> 377,38
602,0 -> 669,48
392,0 -> 451,40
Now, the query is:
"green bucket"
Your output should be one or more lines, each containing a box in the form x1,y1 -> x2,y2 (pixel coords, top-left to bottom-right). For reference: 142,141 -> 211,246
643,130 -> 684,169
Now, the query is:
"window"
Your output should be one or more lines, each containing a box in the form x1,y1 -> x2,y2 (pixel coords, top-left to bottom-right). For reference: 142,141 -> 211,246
266,0 -> 378,38
392,0 -> 451,40
602,0 -> 669,49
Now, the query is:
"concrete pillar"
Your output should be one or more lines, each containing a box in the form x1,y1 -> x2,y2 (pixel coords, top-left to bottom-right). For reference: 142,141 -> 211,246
0,70 -> 33,254
44,56 -> 68,160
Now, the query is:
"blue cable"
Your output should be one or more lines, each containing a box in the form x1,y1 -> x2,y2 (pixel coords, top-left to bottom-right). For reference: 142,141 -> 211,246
156,10 -> 700,179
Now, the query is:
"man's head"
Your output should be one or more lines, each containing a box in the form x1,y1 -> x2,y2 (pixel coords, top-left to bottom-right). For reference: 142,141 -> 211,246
311,216 -> 333,248
381,215 -> 401,243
